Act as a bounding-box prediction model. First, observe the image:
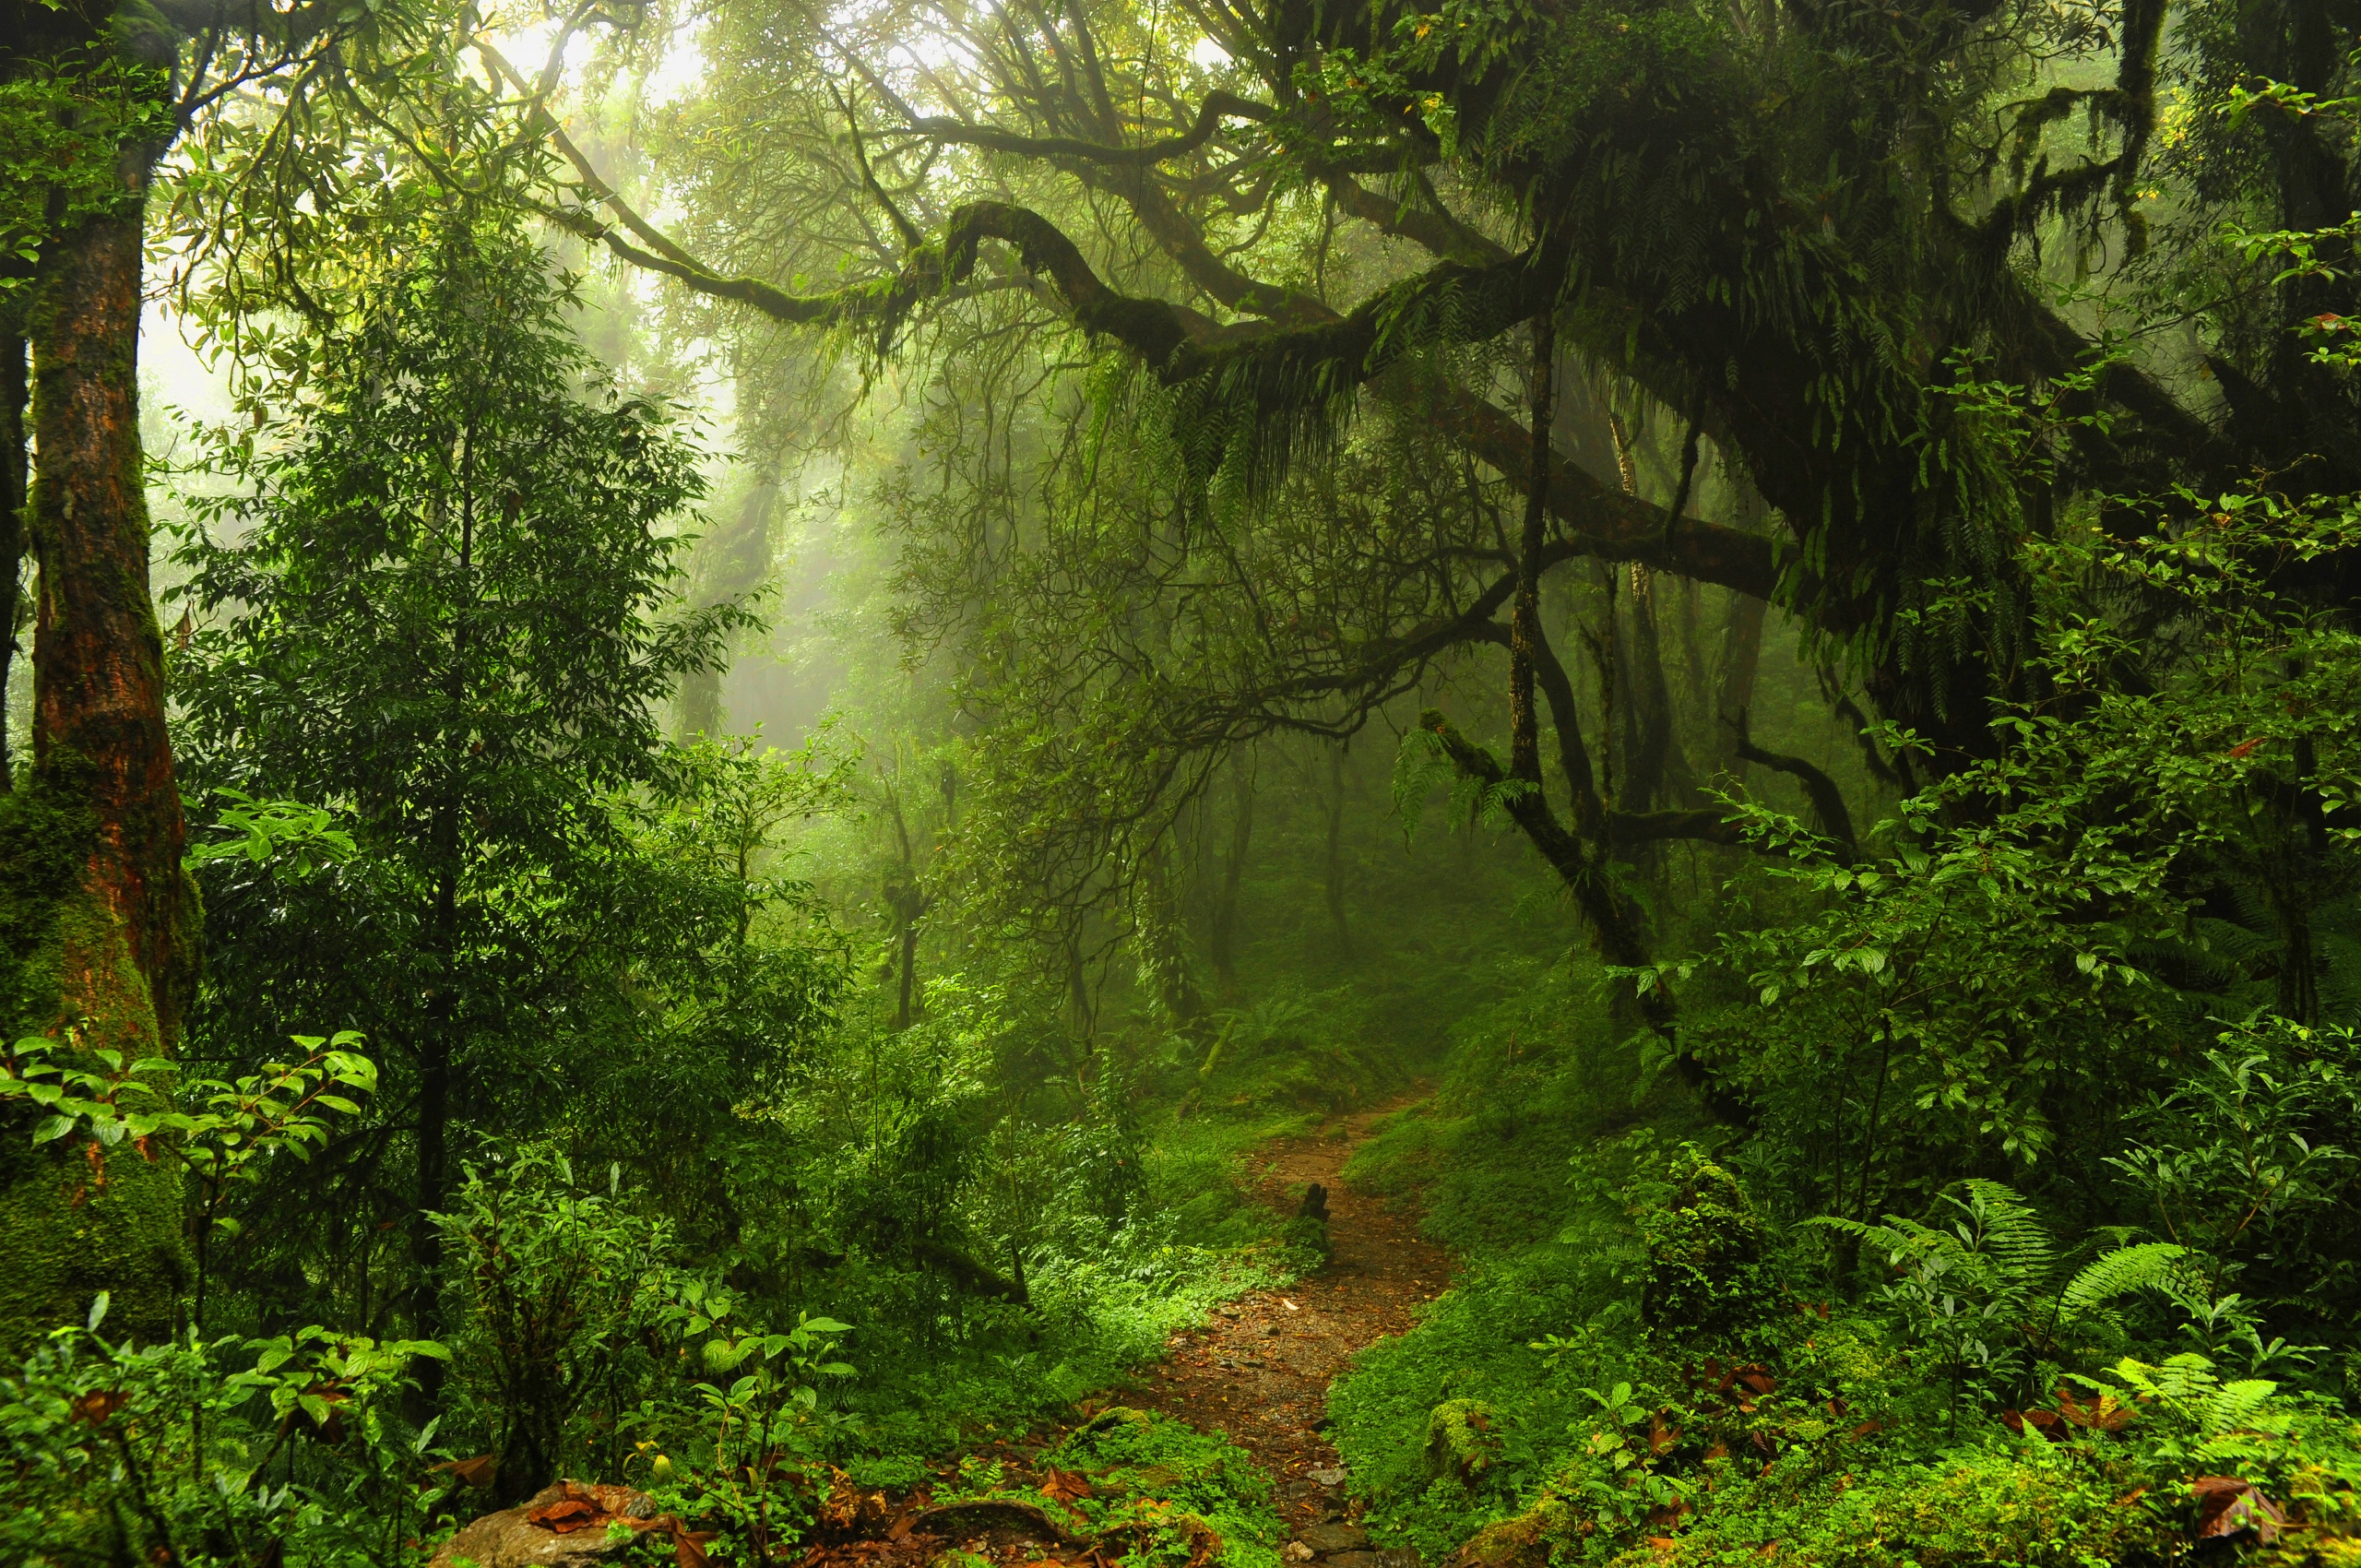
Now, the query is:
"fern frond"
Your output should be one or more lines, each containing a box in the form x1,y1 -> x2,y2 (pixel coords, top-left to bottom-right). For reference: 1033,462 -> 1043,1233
1949,1179 -> 2055,1287
2112,1352 -> 2219,1404
2059,1241 -> 2186,1315
2201,1379 -> 2280,1437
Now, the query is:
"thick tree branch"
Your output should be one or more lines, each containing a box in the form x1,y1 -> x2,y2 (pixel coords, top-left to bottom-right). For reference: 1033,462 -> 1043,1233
897,89 -> 1275,168
1609,809 -> 1749,848
518,96 -> 1780,599
1421,707 -> 1757,1130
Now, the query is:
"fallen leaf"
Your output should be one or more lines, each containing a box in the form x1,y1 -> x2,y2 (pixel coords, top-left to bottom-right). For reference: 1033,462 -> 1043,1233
433,1455 -> 498,1489
1040,1468 -> 1094,1507
2055,1385 -> 2135,1432
2191,1477 -> 2284,1543
528,1499 -> 599,1535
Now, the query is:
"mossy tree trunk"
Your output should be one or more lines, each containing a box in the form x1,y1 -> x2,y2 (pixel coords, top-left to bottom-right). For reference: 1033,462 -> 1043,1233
2,326 -> 27,790
0,122 -> 196,1346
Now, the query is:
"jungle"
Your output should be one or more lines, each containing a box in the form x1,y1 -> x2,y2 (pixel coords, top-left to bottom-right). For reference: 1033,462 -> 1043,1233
6,0 -> 2361,1560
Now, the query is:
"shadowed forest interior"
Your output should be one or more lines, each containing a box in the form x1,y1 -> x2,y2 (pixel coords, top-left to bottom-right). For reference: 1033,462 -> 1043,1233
8,0 -> 2361,1561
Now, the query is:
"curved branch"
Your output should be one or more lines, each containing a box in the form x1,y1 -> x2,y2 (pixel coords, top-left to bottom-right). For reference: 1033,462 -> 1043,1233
1731,707 -> 1857,858
897,89 -> 1275,167
1609,809 -> 1749,848
521,101 -> 1780,599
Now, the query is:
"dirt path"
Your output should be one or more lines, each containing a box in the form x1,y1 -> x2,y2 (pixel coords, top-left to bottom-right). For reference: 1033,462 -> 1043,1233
1122,1099 -> 1454,1563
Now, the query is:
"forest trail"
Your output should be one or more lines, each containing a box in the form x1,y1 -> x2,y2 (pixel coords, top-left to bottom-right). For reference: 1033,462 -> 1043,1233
1124,1097 -> 1452,1562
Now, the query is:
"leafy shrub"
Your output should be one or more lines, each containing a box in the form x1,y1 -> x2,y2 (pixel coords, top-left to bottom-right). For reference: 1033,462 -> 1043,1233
0,1297 -> 451,1568
437,1144 -> 681,1503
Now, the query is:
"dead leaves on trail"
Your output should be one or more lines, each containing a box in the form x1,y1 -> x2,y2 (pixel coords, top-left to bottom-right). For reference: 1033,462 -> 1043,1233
818,1472 -> 900,1538
791,1440 -> 1232,1568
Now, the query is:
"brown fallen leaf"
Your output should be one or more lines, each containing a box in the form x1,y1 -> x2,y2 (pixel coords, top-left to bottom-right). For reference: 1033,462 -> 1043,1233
2056,1384 -> 2136,1432
577,1481 -> 641,1516
2191,1476 -> 2284,1544
433,1455 -> 498,1490
528,1499 -> 600,1535
1040,1468 -> 1094,1507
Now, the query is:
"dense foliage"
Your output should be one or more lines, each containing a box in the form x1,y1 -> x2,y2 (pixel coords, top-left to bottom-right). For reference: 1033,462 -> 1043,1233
10,0 -> 2361,1559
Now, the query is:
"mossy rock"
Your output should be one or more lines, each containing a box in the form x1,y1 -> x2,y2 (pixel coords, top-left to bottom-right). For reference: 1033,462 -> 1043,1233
1423,1398 -> 1501,1491
1636,1144 -> 1779,1352
1445,1498 -> 1563,1568
1075,1405 -> 1157,1439
1276,1213 -> 1332,1265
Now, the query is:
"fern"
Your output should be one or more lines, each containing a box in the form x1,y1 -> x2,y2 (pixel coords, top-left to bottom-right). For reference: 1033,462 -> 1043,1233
1947,1179 -> 2054,1290
2202,1378 -> 2281,1437
2059,1241 -> 2186,1315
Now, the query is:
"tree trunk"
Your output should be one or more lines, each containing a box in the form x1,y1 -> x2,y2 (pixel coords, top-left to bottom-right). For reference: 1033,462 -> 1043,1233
895,919 -> 920,1029
0,187 -> 196,1346
411,440 -> 478,1406
410,829 -> 458,1408
1207,754 -> 1253,1003
1714,591 -> 1767,779
2,327 -> 26,790
1620,568 -> 1689,814
1321,744 -> 1352,959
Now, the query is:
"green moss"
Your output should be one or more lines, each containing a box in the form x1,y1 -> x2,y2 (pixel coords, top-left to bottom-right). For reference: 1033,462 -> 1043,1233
1636,1144 -> 1779,1355
1423,1398 -> 1501,1490
0,777 -> 89,1024
0,778 -> 189,1350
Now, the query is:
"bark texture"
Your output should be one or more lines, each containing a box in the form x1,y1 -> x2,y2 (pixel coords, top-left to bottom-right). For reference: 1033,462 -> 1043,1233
0,187 -> 197,1346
